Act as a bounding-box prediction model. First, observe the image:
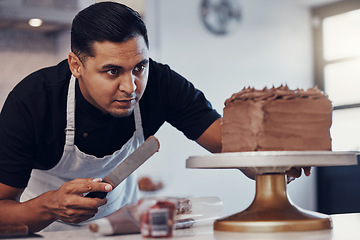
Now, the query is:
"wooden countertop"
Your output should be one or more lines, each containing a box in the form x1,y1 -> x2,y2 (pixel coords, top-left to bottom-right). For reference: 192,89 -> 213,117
3,213 -> 360,240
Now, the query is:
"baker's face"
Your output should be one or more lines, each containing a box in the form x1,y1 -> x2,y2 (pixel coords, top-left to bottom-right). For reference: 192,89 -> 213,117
70,36 -> 149,117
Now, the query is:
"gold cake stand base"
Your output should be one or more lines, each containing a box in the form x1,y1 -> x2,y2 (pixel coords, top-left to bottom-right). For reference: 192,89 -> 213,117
186,151 -> 358,233
214,173 -> 332,232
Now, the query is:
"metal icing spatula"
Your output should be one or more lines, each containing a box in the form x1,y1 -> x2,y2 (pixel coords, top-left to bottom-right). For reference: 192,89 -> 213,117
85,136 -> 160,199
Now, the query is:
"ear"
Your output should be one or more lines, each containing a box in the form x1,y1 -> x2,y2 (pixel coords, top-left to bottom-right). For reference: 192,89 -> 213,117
68,52 -> 82,78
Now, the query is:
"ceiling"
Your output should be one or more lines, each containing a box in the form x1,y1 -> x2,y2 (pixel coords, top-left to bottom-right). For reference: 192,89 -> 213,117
0,0 -> 343,34
296,0 -> 342,7
0,0 -> 81,33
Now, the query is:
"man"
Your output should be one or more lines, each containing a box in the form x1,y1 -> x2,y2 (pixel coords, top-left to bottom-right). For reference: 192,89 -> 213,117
0,2 -> 308,233
0,2 -> 221,232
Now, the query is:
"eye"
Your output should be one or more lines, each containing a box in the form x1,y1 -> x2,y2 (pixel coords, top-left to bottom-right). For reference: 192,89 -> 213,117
106,69 -> 119,76
134,65 -> 146,73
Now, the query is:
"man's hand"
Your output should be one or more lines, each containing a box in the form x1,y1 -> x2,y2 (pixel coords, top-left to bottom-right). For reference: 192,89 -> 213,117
42,178 -> 112,224
240,167 -> 312,183
286,167 -> 311,183
0,178 -> 113,233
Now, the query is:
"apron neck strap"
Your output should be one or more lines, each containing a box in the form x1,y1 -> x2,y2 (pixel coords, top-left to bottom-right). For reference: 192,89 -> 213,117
133,102 -> 142,130
64,75 -> 76,145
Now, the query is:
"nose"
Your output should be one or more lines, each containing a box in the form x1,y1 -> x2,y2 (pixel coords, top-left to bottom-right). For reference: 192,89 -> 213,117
118,73 -> 136,94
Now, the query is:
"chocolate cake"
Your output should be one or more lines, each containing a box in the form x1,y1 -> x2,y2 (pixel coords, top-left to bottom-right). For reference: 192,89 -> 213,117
222,85 -> 332,152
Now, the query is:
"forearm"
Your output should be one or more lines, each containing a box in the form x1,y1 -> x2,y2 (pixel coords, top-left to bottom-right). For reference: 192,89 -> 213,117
0,178 -> 111,233
0,193 -> 55,233
196,118 -> 222,153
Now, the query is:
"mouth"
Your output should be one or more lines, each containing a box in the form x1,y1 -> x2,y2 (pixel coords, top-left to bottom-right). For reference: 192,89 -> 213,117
114,98 -> 136,108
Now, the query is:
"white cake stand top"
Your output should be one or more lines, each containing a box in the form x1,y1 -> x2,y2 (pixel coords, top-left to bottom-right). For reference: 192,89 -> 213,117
186,151 -> 358,174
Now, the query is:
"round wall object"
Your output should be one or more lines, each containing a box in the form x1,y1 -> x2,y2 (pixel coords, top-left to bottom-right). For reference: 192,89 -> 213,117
200,0 -> 242,35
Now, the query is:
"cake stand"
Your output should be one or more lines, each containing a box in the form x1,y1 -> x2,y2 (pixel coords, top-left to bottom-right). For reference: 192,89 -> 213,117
186,151 -> 358,232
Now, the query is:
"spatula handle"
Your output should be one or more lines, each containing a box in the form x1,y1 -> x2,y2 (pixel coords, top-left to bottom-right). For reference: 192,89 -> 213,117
85,191 -> 108,199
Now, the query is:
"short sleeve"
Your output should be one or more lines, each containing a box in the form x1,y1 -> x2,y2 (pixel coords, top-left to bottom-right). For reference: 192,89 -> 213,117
0,93 -> 35,188
152,62 -> 221,140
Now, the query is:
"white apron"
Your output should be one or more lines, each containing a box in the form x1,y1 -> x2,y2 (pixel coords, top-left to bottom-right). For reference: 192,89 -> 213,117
21,75 -> 144,231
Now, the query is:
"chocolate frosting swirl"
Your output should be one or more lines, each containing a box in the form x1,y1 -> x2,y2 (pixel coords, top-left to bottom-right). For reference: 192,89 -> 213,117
225,85 -> 329,106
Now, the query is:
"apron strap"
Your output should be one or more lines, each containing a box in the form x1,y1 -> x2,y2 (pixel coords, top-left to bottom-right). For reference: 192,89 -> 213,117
133,103 -> 142,131
64,75 -> 76,146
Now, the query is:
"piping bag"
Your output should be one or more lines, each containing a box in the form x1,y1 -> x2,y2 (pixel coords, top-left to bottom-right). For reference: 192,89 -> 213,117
88,196 -> 223,236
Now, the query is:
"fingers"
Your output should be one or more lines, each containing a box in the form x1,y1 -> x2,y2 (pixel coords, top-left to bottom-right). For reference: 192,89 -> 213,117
46,178 -> 113,224
303,167 -> 312,176
286,167 -> 302,179
55,205 -> 100,224
66,178 -> 113,196
58,178 -> 111,209
286,167 -> 312,184
239,168 -> 256,180
287,175 -> 296,184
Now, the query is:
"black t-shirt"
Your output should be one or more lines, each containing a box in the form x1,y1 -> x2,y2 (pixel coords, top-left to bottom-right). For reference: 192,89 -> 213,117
0,59 -> 221,188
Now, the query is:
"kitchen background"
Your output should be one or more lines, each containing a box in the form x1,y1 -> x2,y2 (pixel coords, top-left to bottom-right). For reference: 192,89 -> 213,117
0,0 -> 359,217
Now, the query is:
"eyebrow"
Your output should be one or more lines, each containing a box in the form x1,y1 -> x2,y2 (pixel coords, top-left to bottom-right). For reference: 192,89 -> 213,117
100,59 -> 149,70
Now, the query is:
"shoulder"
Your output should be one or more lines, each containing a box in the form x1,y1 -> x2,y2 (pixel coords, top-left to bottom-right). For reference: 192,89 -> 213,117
142,59 -> 221,140
148,58 -> 170,73
148,58 -> 171,84
1,59 -> 70,135
10,59 -> 71,101
147,58 -> 192,93
148,58 -> 184,81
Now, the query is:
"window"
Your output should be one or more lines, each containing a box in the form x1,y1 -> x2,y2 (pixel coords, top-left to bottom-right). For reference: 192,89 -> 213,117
312,0 -> 360,151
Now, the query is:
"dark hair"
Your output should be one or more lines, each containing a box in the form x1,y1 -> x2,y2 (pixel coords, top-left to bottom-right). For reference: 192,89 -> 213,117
71,1 -> 149,62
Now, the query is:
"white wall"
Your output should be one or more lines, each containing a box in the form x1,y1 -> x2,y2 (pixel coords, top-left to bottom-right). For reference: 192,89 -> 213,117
0,30 -> 60,106
0,0 -> 93,106
138,0 -> 317,216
